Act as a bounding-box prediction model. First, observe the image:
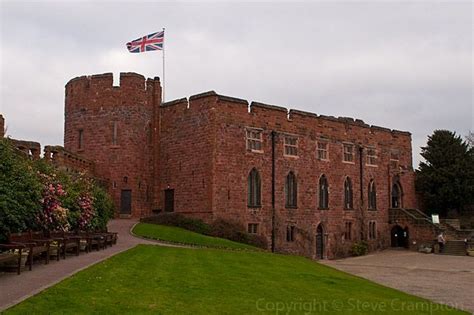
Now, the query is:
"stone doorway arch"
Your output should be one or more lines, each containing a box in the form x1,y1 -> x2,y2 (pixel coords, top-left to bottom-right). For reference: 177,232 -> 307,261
391,225 -> 409,248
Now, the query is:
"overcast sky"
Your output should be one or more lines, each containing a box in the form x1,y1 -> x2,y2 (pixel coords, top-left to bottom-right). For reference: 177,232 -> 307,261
0,1 -> 472,167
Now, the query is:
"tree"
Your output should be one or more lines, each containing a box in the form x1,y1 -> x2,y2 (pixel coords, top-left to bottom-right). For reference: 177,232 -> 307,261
416,130 -> 474,217
0,139 -> 42,241
467,131 -> 474,149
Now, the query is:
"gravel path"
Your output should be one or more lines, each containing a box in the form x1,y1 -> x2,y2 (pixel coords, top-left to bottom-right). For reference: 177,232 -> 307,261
321,250 -> 474,313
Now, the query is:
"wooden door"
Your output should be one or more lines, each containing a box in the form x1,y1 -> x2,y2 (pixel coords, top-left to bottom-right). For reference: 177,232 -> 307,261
120,190 -> 132,214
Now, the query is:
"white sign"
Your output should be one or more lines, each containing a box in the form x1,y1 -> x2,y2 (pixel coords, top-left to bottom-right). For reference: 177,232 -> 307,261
432,214 -> 440,224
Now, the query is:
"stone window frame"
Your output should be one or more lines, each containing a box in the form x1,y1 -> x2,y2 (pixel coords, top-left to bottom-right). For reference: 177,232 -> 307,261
285,171 -> 298,209
343,176 -> 354,210
344,221 -> 352,240
366,146 -> 377,167
283,135 -> 298,157
112,121 -> 118,146
247,223 -> 259,234
247,168 -> 262,208
390,149 -> 400,169
368,179 -> 377,210
78,129 -> 84,150
316,140 -> 329,161
342,142 -> 355,164
245,127 -> 263,153
368,221 -> 377,240
318,174 -> 329,210
286,225 -> 296,242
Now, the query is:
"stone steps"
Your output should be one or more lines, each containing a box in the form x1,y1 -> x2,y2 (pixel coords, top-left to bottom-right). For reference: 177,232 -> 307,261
439,240 -> 467,256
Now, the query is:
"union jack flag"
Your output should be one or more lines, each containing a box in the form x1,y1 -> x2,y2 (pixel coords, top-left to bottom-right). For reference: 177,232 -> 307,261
126,31 -> 164,53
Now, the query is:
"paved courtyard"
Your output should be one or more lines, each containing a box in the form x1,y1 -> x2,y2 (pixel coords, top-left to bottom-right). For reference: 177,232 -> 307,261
321,250 -> 474,313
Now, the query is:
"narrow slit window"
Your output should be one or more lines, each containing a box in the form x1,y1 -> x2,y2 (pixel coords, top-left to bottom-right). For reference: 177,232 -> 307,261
78,129 -> 84,150
286,225 -> 295,242
344,177 -> 353,210
285,171 -> 297,208
247,168 -> 261,207
319,175 -> 329,209
112,122 -> 118,145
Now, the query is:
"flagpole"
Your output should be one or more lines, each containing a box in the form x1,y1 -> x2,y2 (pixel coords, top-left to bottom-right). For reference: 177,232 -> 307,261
162,27 -> 165,102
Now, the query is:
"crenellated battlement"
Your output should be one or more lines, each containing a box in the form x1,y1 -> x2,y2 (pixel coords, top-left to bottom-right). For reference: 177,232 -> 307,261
161,91 -> 412,138
65,72 -> 160,97
44,145 -> 95,174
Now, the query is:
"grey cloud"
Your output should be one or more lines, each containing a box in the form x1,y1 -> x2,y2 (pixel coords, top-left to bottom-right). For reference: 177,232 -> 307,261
0,1 -> 472,166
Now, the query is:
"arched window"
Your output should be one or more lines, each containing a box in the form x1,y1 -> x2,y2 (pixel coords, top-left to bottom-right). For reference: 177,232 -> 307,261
319,175 -> 329,209
285,171 -> 297,208
391,182 -> 402,208
344,177 -> 353,209
247,168 -> 261,207
368,180 -> 377,210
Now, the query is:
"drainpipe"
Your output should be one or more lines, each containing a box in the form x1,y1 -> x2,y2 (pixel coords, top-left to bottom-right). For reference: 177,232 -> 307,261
359,145 -> 365,240
271,131 -> 276,253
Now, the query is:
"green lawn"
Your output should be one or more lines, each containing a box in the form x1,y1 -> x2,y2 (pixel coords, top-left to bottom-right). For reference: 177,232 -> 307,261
6,245 -> 466,314
133,223 -> 257,250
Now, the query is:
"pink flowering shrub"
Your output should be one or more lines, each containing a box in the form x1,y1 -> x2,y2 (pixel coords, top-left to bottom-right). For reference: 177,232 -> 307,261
38,177 -> 70,232
77,193 -> 95,230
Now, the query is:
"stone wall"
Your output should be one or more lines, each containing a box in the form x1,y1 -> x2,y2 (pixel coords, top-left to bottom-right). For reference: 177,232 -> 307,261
64,73 -> 161,218
160,91 -> 417,258
60,72 -> 419,259
9,139 -> 41,160
44,145 -> 95,174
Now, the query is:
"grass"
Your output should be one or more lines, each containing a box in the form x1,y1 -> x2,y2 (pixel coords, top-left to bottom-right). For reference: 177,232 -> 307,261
6,245 -> 467,314
132,222 -> 257,250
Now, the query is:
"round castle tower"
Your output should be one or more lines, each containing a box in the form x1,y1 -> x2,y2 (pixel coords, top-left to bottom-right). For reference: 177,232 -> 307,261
64,72 -> 162,218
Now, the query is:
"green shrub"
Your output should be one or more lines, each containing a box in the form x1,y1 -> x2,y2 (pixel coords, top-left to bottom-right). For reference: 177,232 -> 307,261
141,214 -> 268,249
351,241 -> 368,256
0,139 -> 43,242
209,219 -> 268,249
0,140 -> 114,239
91,183 -> 114,231
141,213 -> 211,235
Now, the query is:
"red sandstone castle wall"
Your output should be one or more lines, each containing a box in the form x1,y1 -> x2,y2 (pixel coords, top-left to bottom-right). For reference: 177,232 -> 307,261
157,94 -> 217,220
167,94 -> 415,258
64,73 -> 161,218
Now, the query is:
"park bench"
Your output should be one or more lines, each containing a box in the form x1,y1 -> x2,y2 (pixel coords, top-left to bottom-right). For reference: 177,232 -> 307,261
75,231 -> 106,252
94,229 -> 118,248
8,231 -> 51,270
47,231 -> 81,260
0,243 -> 26,275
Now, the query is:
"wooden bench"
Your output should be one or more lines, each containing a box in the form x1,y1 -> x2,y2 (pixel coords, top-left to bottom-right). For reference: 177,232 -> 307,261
8,231 -> 51,270
75,232 -> 106,252
94,229 -> 118,248
0,244 -> 26,275
47,231 -> 81,260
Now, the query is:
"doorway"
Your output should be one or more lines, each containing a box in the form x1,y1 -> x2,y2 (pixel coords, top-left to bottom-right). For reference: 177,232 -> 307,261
391,225 -> 408,248
164,188 -> 174,212
120,190 -> 132,215
316,224 -> 324,259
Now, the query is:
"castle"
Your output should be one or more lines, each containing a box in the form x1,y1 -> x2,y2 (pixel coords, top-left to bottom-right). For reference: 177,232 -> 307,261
2,72 -> 445,259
